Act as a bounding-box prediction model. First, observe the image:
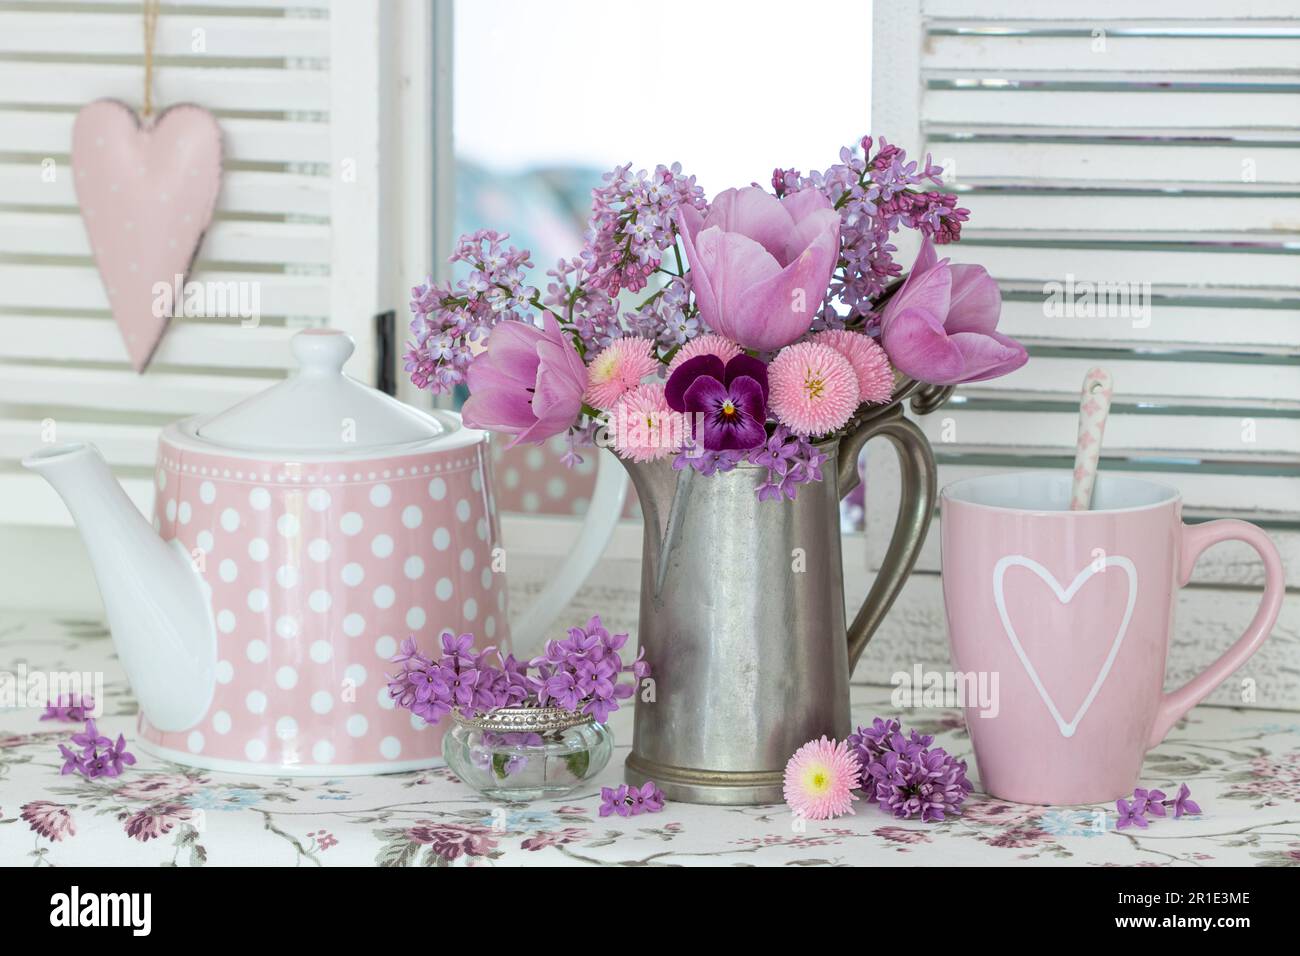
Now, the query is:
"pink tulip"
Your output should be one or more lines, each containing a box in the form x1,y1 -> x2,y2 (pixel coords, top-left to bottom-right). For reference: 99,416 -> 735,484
462,314 -> 586,445
675,186 -> 840,351
879,239 -> 1027,385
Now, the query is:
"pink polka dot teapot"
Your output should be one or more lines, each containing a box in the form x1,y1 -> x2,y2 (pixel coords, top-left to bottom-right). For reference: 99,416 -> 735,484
23,329 -> 623,774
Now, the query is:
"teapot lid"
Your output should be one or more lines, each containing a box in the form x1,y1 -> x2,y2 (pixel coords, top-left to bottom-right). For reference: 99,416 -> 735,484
193,329 -> 453,454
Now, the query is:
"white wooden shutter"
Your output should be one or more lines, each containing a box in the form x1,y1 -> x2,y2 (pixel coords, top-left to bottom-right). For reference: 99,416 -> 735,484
0,0 -> 437,528
864,0 -> 1300,709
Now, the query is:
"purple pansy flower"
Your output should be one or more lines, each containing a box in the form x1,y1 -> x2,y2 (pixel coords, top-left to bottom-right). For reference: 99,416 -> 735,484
665,353 -> 769,452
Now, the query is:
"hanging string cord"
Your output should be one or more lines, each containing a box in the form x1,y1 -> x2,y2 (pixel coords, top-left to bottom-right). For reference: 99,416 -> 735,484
141,0 -> 160,117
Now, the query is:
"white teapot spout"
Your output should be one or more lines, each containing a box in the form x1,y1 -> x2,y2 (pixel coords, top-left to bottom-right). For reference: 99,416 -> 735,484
23,443 -> 216,731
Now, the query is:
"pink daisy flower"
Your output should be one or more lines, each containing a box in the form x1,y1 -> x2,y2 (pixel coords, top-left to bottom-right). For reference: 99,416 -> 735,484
813,330 -> 894,405
585,337 -> 659,410
609,383 -> 682,462
783,736 -> 861,821
768,341 -> 860,437
667,333 -> 743,373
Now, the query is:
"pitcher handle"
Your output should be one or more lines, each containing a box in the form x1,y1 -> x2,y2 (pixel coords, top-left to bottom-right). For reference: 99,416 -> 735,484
510,449 -> 629,655
838,404 -> 938,672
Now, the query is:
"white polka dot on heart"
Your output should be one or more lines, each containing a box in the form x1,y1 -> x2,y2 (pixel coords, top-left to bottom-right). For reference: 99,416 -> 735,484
340,512 -> 363,535
313,740 -> 336,764
341,563 -> 364,587
371,534 -> 393,558
277,514 -> 300,538
459,548 -> 475,572
346,714 -> 368,738
485,616 -> 497,638
275,615 -> 299,639
471,470 -> 483,492
276,717 -> 298,740
197,530 -> 214,553
248,538 -> 269,562
246,690 -> 267,714
456,499 -> 471,522
480,567 -> 493,590
428,478 -> 447,500
275,666 -> 298,689
373,585 -> 395,609
219,559 -> 238,582
178,502 -> 192,524
247,588 -> 269,612
404,556 -> 424,580
246,639 -> 268,662
309,589 -> 332,613
308,538 -> 331,562
375,635 -> 397,658
309,639 -> 333,663
221,508 -> 240,532
402,505 -> 422,528
165,499 -> 177,521
370,484 -> 392,507
406,607 -> 426,629
380,737 -> 401,759
249,487 -> 271,511
377,687 -> 395,710
215,660 -> 234,683
245,739 -> 267,761
308,489 -> 331,511
435,578 -> 452,601
216,609 -> 236,633
276,565 -> 299,589
463,597 -> 478,621
187,731 -> 204,753
343,613 -> 365,637
432,527 -> 450,551
212,711 -> 232,734
311,691 -> 334,714
345,664 -> 367,686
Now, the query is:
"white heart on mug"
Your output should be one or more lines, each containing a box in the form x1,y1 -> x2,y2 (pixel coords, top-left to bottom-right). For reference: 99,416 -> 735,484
992,554 -> 1137,738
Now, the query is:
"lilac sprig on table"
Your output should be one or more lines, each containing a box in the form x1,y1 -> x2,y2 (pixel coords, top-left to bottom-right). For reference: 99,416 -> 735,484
600,781 -> 666,817
55,718 -> 136,779
1115,783 -> 1201,830
847,717 -> 973,822
41,694 -> 96,723
387,616 -> 649,726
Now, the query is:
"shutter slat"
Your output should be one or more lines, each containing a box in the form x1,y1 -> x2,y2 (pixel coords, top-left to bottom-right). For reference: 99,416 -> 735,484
0,212 -> 331,266
0,264 -> 329,316
923,1 -> 1300,20
925,88 -> 1299,128
0,365 -> 266,415
0,13 -> 330,58
0,62 -> 328,113
0,110 -> 330,165
0,164 -> 330,217
959,193 -> 1300,232
0,316 -> 300,368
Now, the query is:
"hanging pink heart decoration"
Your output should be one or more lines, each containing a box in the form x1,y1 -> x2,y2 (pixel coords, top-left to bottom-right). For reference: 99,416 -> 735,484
71,100 -> 223,372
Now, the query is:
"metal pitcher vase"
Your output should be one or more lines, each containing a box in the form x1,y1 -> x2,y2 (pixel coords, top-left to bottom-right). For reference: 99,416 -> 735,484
619,387 -> 947,805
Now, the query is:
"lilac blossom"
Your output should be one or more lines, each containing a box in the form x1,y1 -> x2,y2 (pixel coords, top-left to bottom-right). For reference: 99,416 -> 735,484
386,619 -> 649,725
1115,798 -> 1149,830
41,694 -> 95,723
600,781 -> 665,817
848,717 -> 972,821
54,719 -> 136,780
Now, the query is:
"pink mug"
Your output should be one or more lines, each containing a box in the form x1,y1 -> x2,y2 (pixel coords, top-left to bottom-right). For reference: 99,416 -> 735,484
941,472 -> 1284,805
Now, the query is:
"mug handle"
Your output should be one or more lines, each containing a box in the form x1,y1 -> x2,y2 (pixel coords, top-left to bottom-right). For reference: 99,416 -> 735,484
509,448 -> 629,655
1147,519 -> 1285,749
838,404 -> 938,672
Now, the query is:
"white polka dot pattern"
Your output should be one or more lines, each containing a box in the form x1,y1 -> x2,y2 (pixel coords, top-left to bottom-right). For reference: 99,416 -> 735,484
140,440 -> 506,769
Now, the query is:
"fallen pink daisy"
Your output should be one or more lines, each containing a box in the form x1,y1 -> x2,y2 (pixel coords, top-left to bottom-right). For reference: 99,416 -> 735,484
783,735 -> 861,821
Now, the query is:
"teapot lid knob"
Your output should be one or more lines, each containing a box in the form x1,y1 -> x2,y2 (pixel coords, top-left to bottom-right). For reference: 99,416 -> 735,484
292,328 -> 354,376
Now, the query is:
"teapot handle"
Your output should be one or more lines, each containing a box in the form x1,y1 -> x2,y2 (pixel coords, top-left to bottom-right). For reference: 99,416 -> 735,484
837,404 -> 938,672
508,449 -> 629,655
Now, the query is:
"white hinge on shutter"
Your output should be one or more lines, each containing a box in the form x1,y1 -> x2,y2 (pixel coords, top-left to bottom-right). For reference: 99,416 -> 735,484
0,0 -> 432,535
866,1 -> 1300,710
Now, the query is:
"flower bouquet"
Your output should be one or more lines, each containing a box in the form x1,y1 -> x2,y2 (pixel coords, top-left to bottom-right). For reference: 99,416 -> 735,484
387,617 -> 648,801
405,134 -> 1027,494
405,134 -> 1028,805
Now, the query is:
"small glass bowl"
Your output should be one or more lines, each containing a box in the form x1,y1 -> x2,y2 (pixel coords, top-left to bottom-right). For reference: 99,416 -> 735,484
442,707 -> 613,802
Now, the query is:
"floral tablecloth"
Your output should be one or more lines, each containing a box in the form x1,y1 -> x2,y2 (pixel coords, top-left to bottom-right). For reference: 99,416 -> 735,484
1,612 -> 1298,867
